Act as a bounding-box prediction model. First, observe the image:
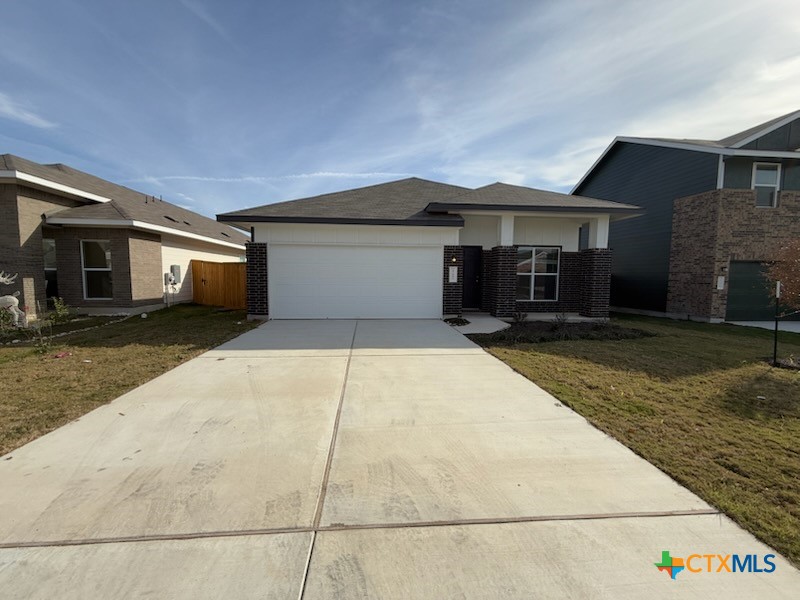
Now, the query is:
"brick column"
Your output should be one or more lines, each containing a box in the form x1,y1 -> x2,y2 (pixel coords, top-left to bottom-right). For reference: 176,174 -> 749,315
442,246 -> 463,315
580,248 -> 612,318
245,243 -> 268,318
490,246 -> 516,317
480,249 -> 492,311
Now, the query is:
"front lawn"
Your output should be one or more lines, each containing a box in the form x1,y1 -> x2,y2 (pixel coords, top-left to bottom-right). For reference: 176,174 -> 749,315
0,304 -> 257,456
471,316 -> 800,566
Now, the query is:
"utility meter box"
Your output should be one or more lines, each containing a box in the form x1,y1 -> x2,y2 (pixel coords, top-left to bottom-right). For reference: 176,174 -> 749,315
170,265 -> 181,284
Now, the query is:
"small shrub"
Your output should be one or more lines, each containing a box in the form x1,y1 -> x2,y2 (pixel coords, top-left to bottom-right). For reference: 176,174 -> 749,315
27,321 -> 53,354
48,297 -> 72,325
551,313 -> 572,341
0,308 -> 15,332
512,309 -> 528,324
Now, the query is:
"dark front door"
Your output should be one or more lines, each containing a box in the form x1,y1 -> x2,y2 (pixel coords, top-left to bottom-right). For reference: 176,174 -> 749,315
462,246 -> 483,309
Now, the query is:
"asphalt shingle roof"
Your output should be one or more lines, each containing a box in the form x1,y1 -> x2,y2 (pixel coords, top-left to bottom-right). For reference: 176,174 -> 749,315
218,178 -> 640,226
218,178 -> 469,225
430,182 -> 641,212
2,154 -> 247,246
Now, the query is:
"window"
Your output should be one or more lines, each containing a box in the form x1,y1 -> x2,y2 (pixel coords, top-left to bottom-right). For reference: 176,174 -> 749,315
81,240 -> 113,299
42,238 -> 59,298
517,247 -> 560,301
752,163 -> 780,207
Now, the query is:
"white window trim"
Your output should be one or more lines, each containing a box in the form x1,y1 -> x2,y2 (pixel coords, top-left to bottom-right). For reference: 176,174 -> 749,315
80,240 -> 113,300
517,246 -> 561,302
751,162 -> 781,207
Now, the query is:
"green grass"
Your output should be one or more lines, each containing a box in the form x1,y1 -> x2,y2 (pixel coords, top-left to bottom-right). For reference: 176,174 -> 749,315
471,315 -> 800,566
0,304 -> 258,456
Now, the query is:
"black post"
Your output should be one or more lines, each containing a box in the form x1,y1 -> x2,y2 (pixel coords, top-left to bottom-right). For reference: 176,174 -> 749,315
773,292 -> 779,366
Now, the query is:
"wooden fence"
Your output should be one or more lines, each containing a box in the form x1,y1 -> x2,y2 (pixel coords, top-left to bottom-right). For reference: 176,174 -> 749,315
191,260 -> 246,310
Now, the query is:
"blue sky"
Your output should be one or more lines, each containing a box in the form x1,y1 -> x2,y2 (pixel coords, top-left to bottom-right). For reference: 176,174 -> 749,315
2,0 -> 800,218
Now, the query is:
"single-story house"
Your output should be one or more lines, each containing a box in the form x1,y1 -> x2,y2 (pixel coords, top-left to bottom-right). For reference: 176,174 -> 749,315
217,178 -> 641,320
0,154 -> 248,318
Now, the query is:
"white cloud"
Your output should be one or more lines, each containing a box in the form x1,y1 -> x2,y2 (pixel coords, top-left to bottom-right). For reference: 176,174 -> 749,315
0,92 -> 55,128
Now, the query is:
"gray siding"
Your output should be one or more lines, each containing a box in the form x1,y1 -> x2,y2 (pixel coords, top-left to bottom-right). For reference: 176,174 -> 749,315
574,142 -> 718,312
741,119 -> 800,151
723,156 -> 800,191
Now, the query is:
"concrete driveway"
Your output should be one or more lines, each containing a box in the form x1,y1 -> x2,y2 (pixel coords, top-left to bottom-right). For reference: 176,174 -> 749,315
1,320 -> 798,598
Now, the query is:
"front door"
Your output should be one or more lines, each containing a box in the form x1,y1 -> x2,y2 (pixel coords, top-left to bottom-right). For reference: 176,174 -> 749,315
462,246 -> 483,309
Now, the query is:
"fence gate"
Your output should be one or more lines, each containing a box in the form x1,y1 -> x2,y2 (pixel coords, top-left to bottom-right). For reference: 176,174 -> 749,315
191,260 -> 246,309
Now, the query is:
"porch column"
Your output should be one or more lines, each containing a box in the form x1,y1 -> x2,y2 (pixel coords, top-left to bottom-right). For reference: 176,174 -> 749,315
245,242 -> 269,319
580,248 -> 612,317
442,246 -> 463,316
587,215 -> 610,249
490,246 -> 516,318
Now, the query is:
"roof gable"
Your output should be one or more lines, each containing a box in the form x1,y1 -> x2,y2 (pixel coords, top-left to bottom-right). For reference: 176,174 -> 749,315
218,177 -> 468,225
219,178 -> 641,226
719,109 -> 800,148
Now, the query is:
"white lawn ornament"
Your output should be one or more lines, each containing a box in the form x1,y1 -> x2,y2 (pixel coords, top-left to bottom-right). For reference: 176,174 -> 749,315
0,271 -> 26,327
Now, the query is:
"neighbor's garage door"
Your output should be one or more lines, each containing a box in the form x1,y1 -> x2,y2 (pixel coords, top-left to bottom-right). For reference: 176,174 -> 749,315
268,244 -> 443,319
726,261 -> 773,321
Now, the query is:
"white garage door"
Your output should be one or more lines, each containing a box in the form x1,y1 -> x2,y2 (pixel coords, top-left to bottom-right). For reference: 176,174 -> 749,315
268,244 -> 443,319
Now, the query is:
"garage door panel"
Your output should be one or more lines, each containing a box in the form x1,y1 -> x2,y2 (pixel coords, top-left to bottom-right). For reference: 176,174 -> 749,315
269,245 -> 443,319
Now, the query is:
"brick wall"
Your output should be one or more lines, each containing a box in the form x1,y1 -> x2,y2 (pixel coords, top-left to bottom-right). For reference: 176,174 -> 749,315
481,250 -> 492,311
442,245 -> 463,315
515,252 -> 581,314
579,249 -> 612,317
489,246 -> 517,317
245,242 -> 268,317
128,232 -> 164,303
50,226 -> 162,309
485,246 -> 610,318
0,185 -> 82,316
667,189 -> 800,319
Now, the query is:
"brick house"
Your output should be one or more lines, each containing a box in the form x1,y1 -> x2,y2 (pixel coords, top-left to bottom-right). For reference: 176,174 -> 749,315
217,178 -> 639,320
572,110 -> 800,321
1,154 -> 247,318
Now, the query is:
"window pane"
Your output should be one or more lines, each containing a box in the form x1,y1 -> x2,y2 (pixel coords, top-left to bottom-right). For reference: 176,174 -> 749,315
533,275 -> 557,300
85,271 -> 113,298
82,241 -> 112,269
516,248 -> 532,274
516,275 -> 531,300
754,165 -> 778,186
42,239 -> 57,269
534,248 -> 559,273
755,186 -> 775,207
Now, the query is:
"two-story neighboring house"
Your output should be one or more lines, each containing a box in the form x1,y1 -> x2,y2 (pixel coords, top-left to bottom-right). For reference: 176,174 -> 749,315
572,110 -> 800,322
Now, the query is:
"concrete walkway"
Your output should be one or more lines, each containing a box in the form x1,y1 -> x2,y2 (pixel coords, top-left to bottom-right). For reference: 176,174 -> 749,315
1,320 -> 798,598
727,320 -> 800,333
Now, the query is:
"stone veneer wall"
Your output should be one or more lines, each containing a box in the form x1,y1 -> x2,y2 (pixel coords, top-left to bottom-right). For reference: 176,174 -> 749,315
442,245 -> 463,315
245,242 -> 268,318
667,189 -> 800,320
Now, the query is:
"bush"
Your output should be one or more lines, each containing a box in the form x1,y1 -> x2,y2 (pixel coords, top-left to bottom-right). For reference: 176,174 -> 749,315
48,297 -> 71,325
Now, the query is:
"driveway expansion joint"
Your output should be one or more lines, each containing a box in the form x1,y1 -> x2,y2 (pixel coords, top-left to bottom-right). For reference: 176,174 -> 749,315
0,508 -> 721,550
